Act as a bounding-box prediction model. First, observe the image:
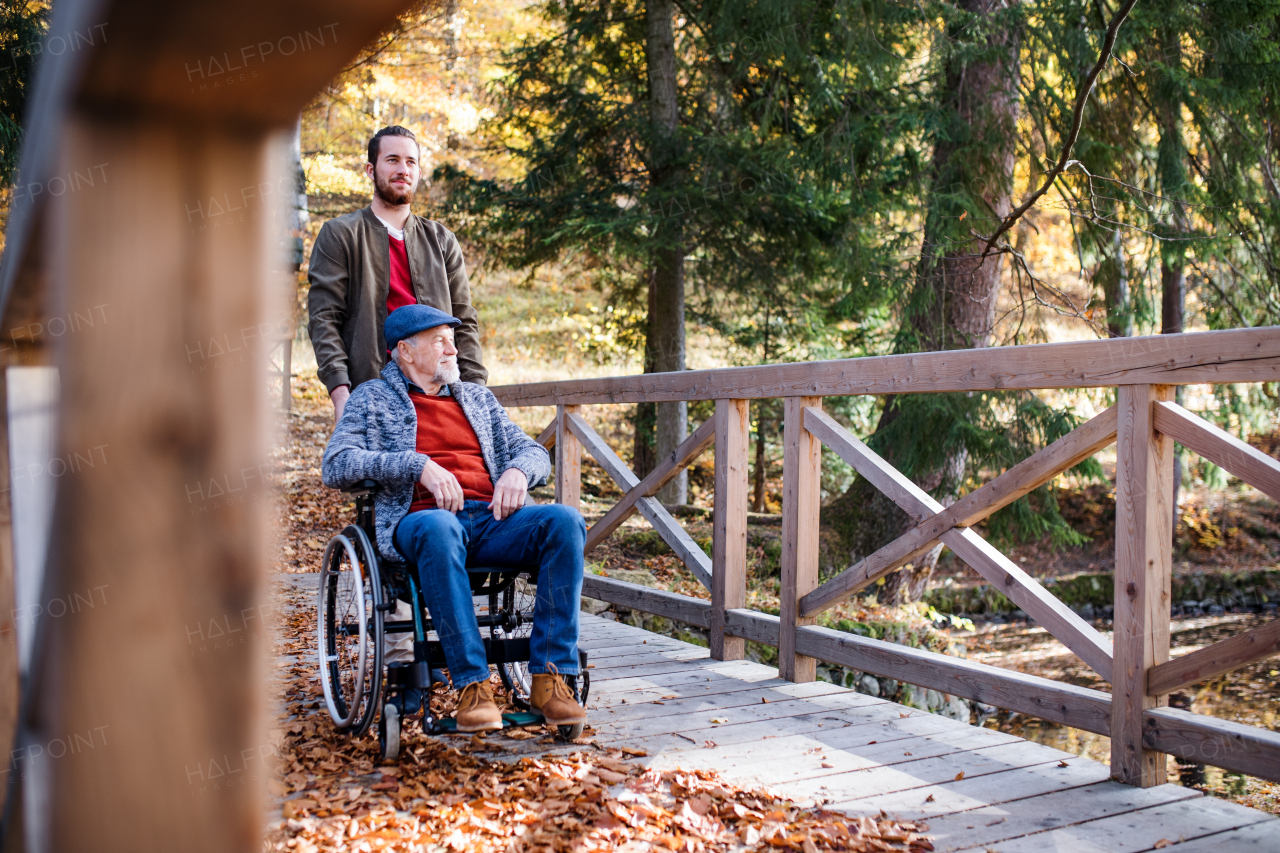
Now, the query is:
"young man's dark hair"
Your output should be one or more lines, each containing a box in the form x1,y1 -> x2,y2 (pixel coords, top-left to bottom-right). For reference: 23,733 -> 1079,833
368,125 -> 419,164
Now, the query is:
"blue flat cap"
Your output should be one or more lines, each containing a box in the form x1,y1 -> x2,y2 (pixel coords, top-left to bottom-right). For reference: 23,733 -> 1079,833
385,304 -> 461,349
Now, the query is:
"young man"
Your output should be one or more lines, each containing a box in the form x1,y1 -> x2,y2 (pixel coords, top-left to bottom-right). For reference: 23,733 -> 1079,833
308,126 -> 486,423
321,304 -> 588,733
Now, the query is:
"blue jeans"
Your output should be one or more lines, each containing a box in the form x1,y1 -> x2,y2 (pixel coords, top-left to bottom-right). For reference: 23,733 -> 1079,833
393,500 -> 586,690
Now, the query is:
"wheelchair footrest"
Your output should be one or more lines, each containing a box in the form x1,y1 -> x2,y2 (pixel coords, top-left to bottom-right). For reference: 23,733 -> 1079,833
429,711 -> 544,735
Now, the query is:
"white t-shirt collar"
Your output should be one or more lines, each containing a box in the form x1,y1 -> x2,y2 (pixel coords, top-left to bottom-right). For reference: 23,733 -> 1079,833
374,212 -> 406,242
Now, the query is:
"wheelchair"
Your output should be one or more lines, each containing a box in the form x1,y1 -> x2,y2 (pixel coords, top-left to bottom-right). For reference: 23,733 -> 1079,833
316,479 -> 589,760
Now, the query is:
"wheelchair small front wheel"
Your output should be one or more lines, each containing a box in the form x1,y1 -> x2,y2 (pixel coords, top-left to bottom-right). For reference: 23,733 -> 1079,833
380,703 -> 400,761
556,723 -> 584,742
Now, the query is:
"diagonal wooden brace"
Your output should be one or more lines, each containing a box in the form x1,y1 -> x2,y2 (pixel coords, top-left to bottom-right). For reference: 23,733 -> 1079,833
1147,617 -> 1280,696
1153,401 -> 1280,502
565,413 -> 714,588
580,416 -> 716,552
535,418 -> 556,450
802,407 -> 1114,683
800,406 -> 1118,617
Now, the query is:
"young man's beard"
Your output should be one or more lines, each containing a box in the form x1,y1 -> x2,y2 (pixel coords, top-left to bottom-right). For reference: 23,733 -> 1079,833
432,360 -> 461,385
374,172 -> 415,206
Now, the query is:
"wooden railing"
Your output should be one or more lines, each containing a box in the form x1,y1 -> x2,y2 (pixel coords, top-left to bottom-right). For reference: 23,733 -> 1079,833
492,327 -> 1280,788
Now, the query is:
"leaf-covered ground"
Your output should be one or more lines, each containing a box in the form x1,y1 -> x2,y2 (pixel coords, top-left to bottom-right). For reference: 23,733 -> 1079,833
266,372 -> 933,852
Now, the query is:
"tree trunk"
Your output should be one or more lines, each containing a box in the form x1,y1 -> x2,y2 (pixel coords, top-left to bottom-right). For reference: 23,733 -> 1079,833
752,411 -> 767,513
645,0 -> 687,505
820,0 -> 1022,603
1156,20 -> 1187,530
632,276 -> 658,478
1099,229 -> 1132,338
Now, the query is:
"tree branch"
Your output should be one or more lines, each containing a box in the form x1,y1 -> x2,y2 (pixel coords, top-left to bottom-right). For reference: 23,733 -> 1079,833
980,0 -> 1139,257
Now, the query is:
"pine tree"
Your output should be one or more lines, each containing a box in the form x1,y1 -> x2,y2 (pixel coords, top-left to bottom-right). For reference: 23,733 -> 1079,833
441,0 -> 924,480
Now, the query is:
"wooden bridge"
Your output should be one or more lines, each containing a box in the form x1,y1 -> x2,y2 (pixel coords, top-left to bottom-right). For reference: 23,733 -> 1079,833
574,613 -> 1278,852
484,326 -> 1280,848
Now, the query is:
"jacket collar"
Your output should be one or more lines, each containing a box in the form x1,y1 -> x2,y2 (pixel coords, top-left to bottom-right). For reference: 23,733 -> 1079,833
362,205 -> 417,236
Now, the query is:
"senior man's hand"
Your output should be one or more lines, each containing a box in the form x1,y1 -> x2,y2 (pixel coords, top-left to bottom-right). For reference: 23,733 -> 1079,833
489,468 -> 529,520
419,458 -> 465,512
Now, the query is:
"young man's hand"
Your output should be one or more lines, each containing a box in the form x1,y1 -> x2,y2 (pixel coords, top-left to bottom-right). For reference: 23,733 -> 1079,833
331,385 -> 351,424
419,458 -> 465,512
489,468 -> 529,520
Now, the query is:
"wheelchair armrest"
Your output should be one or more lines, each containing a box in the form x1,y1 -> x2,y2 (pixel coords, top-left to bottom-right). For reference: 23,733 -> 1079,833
341,479 -> 379,497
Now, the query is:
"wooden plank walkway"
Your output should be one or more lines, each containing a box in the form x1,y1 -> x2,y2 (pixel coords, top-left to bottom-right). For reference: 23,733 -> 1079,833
574,614 -> 1280,853
275,574 -> 1277,851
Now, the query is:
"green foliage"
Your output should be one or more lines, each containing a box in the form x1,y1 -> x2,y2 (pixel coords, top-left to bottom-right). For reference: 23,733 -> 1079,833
0,1 -> 48,187
437,0 -> 932,363
866,389 -> 1102,548
434,0 -> 1280,559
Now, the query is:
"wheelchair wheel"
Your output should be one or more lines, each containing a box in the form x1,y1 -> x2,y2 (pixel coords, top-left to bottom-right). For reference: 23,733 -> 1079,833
556,723 -> 585,741
317,526 -> 384,735
493,575 -> 537,708
379,702 -> 400,761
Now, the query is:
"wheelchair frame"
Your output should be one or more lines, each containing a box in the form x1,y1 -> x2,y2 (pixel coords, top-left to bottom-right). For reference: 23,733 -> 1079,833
317,479 -> 589,760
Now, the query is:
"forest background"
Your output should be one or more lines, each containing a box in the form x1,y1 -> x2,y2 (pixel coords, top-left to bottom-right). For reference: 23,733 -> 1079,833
298,0 -> 1278,600
3,0 -> 1279,619
1,0 -> 1279,802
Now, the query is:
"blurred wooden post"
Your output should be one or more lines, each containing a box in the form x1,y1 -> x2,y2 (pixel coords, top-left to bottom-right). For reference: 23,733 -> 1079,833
30,118 -> 277,853
711,399 -> 748,661
780,397 -> 822,682
1112,383 -> 1174,786
556,404 -> 581,510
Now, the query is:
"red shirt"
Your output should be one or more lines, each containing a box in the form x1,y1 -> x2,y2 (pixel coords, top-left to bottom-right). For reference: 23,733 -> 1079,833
386,234 -> 416,313
408,390 -> 494,512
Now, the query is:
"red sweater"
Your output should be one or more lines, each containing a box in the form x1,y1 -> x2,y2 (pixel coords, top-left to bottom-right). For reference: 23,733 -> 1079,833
386,234 -> 416,313
408,390 -> 494,511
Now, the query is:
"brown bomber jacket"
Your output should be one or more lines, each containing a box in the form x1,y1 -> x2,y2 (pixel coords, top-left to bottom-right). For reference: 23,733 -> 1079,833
306,207 -> 487,393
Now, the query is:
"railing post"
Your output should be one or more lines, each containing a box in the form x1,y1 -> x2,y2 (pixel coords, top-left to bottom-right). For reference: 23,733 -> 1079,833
712,399 -> 749,661
555,404 -> 581,510
1112,384 -> 1174,786
780,396 -> 822,682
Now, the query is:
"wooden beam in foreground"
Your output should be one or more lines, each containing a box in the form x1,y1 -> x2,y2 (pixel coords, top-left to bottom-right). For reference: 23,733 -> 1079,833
566,414 -> 713,588
489,326 -> 1280,407
1147,619 -> 1280,696
801,406 -> 1118,617
582,416 -> 715,552
1153,401 -> 1280,502
804,407 -> 1114,683
44,117 -> 274,853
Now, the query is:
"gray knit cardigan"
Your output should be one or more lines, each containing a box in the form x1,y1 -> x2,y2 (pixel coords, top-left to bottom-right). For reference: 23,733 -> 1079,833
321,361 -> 551,562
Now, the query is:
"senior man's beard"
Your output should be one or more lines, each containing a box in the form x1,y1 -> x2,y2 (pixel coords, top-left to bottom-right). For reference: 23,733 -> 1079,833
374,171 -> 415,207
432,359 -> 461,386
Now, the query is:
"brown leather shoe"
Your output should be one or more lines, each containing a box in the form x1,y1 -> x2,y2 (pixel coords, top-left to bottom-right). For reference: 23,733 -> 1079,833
456,680 -> 503,733
530,672 -> 587,726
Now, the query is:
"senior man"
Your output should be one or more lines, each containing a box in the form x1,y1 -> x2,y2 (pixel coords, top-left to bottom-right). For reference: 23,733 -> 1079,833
322,304 -> 587,733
